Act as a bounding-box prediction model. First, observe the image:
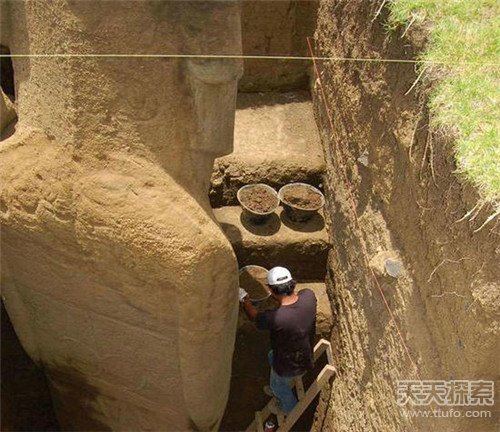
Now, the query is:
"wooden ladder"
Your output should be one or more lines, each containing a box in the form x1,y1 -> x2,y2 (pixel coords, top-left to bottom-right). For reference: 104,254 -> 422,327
245,339 -> 337,432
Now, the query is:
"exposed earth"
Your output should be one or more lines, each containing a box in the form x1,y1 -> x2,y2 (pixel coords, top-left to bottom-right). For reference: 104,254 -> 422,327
239,185 -> 279,213
282,185 -> 323,210
1,1 -> 498,432
239,265 -> 270,301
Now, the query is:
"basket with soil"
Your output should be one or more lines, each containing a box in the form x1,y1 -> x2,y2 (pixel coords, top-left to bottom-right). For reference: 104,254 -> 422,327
239,265 -> 270,303
237,184 -> 279,224
278,182 -> 325,222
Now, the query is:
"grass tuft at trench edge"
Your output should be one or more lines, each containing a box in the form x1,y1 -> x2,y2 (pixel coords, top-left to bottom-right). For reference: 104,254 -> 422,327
387,0 -> 500,210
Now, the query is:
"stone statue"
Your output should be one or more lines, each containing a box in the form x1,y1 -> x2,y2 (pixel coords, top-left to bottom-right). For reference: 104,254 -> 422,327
0,1 -> 242,430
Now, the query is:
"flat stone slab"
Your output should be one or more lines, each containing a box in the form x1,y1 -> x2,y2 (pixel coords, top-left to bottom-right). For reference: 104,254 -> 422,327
214,206 -> 331,280
210,91 -> 325,207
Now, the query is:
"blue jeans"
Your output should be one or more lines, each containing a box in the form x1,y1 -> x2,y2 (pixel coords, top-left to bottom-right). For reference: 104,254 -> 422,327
268,350 -> 298,414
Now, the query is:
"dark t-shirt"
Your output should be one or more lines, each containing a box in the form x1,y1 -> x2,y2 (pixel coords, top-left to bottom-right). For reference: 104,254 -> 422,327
255,289 -> 317,377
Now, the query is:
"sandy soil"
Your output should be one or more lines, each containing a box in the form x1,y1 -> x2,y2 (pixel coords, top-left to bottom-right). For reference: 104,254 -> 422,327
311,1 -> 499,431
240,186 -> 278,213
283,185 -> 323,210
239,266 -> 270,300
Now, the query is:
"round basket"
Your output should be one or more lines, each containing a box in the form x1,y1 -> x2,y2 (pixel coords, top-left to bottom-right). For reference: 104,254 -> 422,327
237,184 -> 279,224
239,265 -> 270,302
278,182 -> 325,222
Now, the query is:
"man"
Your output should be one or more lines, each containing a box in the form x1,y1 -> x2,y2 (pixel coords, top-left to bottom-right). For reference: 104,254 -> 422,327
239,266 -> 317,415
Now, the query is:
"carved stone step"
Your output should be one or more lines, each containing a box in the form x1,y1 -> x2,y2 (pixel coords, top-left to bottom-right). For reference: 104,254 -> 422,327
214,206 -> 331,280
210,91 -> 325,207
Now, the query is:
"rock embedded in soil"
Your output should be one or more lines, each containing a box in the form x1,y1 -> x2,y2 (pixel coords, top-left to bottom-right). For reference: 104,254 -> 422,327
283,185 -> 322,210
239,266 -> 270,300
385,258 -> 402,278
240,186 -> 277,213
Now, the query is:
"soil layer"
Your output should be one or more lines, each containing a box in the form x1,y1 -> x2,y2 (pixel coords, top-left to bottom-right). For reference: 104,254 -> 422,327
209,92 -> 325,208
239,1 -> 317,92
311,1 -> 499,432
283,185 -> 323,210
240,186 -> 278,213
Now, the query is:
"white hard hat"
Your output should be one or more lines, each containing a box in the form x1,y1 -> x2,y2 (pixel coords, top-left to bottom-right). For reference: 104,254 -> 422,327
267,266 -> 292,286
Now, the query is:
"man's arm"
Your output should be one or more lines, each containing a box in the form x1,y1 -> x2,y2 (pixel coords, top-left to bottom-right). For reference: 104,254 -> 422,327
239,288 -> 268,328
241,297 -> 259,321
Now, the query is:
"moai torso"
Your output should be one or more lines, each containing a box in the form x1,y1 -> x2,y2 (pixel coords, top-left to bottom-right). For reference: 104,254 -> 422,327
0,2 -> 242,430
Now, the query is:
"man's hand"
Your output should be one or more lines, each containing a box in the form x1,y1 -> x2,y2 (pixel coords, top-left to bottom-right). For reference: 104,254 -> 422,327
239,288 -> 249,303
240,293 -> 259,322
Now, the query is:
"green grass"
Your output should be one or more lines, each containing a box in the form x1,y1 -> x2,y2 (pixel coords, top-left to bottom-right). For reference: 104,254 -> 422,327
388,0 -> 500,207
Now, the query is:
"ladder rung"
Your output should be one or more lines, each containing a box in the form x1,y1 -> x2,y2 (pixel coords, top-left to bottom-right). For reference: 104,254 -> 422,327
313,339 -> 331,361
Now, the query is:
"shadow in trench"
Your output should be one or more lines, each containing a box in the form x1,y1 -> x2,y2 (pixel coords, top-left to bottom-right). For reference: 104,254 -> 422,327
2,301 -> 116,431
0,45 -> 15,99
220,305 -> 320,432
1,301 -> 60,431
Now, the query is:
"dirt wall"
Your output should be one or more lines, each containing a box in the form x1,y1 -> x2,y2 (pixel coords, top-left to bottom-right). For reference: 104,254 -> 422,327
239,0 -> 317,92
311,1 -> 499,431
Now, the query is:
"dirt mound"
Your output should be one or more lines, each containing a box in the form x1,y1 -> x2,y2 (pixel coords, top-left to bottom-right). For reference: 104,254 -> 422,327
283,185 -> 322,209
239,186 -> 277,213
239,266 -> 270,300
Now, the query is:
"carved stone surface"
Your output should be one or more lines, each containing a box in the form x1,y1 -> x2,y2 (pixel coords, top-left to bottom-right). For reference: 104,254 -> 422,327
239,0 -> 318,92
0,1 -> 242,430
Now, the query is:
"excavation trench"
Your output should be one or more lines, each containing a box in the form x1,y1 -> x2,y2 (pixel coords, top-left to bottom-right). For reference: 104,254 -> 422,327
2,2 -> 499,432
212,86 -> 333,430
218,211 -> 332,431
1,83 -> 332,428
1,2 -> 331,429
